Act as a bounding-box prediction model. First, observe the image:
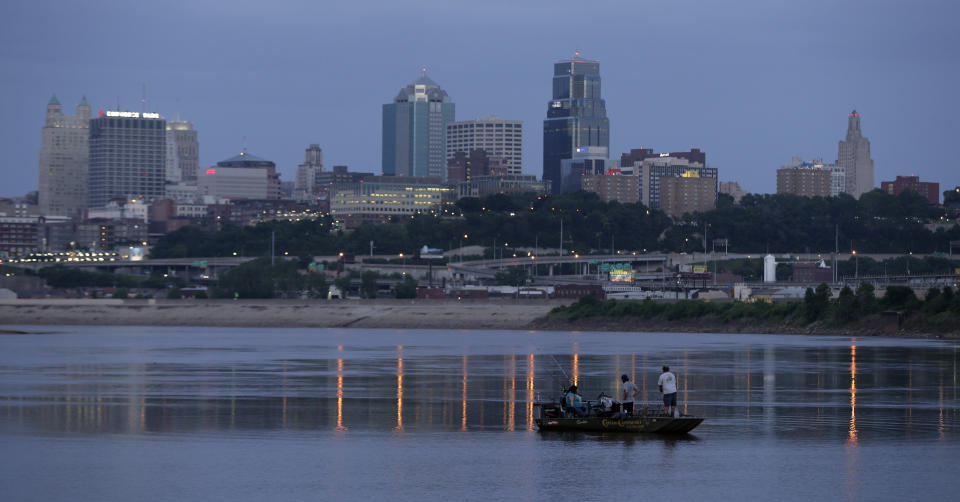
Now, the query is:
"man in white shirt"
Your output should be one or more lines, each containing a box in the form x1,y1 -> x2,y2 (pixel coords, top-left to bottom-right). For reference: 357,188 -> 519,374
658,365 -> 678,417
620,374 -> 638,416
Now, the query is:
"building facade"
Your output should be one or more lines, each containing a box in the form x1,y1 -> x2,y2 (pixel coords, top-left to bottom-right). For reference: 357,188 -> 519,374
631,157 -> 717,210
382,70 -> 455,179
659,174 -> 717,217
718,181 -> 747,203
455,175 -> 551,199
776,165 -> 831,197
330,176 -> 454,227
880,175 -> 940,204
88,110 -> 166,208
38,95 -> 90,218
837,110 -> 874,198
580,171 -> 640,204
543,53 -> 609,194
199,151 -> 281,200
165,121 -> 199,183
294,144 -> 324,201
446,149 -> 507,183
446,117 -> 522,175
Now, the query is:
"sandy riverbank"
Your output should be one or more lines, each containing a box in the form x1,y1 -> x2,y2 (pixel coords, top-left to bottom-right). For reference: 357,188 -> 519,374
0,299 -> 571,330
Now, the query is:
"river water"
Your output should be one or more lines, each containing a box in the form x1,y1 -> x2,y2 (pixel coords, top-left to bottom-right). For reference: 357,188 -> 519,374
0,326 -> 957,500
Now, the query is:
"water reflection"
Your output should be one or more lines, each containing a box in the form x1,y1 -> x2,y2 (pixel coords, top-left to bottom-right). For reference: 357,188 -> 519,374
394,346 -> 403,432
0,331 -> 957,441
848,343 -> 857,444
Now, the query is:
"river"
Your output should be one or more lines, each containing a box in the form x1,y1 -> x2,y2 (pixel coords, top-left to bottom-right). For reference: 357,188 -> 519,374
1,326 -> 957,500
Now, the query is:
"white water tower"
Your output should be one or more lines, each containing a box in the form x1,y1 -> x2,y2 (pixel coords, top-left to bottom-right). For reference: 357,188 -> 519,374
763,254 -> 777,283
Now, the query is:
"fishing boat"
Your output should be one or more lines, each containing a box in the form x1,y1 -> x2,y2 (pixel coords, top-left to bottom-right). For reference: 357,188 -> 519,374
533,395 -> 704,434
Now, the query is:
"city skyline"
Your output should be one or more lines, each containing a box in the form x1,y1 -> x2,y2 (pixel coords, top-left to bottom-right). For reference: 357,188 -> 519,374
2,1 -> 959,198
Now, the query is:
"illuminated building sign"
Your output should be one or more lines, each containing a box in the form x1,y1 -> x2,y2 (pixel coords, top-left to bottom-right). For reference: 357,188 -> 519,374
609,269 -> 633,282
105,111 -> 162,119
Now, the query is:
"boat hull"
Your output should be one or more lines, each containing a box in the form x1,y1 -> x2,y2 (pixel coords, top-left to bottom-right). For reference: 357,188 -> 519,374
535,415 -> 703,434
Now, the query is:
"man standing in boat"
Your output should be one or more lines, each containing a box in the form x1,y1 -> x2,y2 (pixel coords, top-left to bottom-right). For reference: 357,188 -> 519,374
658,366 -> 678,417
620,374 -> 638,415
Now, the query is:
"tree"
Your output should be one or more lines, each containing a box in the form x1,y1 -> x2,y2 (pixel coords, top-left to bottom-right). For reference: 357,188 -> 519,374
855,283 -> 878,316
804,283 -> 831,321
495,267 -> 528,287
395,276 -> 417,299
361,270 -> 379,299
882,286 -> 917,310
167,287 -> 182,299
113,287 -> 128,299
835,286 -> 857,322
333,276 -> 352,297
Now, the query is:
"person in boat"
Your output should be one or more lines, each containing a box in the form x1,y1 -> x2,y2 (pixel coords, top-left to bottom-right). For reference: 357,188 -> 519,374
620,374 -> 638,415
564,385 -> 587,417
658,365 -> 678,417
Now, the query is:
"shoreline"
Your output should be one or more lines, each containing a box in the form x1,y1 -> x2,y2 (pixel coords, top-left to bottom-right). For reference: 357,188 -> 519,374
1,299 -> 956,338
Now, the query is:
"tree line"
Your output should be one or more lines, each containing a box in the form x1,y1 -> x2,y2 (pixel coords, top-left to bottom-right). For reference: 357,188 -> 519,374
149,189 -> 960,260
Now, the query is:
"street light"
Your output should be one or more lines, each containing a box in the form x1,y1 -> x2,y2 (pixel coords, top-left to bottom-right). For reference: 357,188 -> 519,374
852,249 -> 858,279
399,253 -> 405,275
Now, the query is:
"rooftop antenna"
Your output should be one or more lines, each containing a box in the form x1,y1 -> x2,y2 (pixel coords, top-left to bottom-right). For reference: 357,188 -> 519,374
141,81 -> 147,114
241,136 -> 247,155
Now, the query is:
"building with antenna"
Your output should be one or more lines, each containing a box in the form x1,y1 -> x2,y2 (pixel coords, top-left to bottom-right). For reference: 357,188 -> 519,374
38,95 -> 90,218
382,69 -> 455,180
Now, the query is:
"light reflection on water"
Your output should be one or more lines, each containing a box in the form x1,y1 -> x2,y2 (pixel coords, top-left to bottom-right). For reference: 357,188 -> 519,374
1,326 -> 958,500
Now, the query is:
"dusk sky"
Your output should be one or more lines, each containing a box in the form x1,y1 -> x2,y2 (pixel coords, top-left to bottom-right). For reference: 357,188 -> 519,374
2,0 -> 958,198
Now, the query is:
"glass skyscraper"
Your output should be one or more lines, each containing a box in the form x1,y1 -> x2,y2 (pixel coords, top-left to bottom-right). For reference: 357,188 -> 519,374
382,70 -> 455,180
543,52 -> 609,194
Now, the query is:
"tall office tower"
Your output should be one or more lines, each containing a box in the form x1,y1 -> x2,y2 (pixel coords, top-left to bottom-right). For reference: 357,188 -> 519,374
165,121 -> 199,183
88,110 -> 166,208
836,110 -> 874,198
382,69 -> 455,179
543,52 -> 609,194
38,95 -> 90,217
294,144 -> 323,201
446,117 -> 522,175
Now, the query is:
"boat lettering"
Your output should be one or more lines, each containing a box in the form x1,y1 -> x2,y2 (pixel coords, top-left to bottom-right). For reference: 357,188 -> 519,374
601,419 -> 642,427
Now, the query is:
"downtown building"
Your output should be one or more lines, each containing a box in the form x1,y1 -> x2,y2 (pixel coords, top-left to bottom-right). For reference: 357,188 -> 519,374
880,175 -> 940,204
293,144 -> 323,201
621,154 -> 717,211
776,158 -> 843,197
165,121 -> 199,183
38,95 -> 91,218
198,151 -> 282,200
543,53 -> 609,195
446,117 -> 522,175
88,110 -> 166,209
329,176 -> 454,228
382,70 -> 455,180
837,110 -> 874,198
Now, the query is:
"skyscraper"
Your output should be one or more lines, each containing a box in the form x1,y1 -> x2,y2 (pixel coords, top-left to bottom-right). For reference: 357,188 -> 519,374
88,110 -> 166,208
446,117 -> 523,175
382,69 -> 455,179
294,144 -> 323,201
543,52 -> 609,194
837,110 -> 874,198
38,95 -> 90,217
165,121 -> 199,183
